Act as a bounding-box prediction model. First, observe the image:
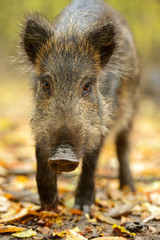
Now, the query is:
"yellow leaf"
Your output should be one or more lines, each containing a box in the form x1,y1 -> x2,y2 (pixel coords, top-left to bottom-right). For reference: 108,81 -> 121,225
40,211 -> 59,218
53,227 -> 80,238
53,230 -> 67,237
0,225 -> 25,233
71,226 -> 81,232
15,176 -> 29,183
85,213 -> 97,223
112,224 -> 135,237
66,230 -> 87,240
12,229 -> 37,238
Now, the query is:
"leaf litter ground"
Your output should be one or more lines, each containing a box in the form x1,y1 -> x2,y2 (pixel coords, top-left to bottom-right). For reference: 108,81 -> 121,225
0,78 -> 160,240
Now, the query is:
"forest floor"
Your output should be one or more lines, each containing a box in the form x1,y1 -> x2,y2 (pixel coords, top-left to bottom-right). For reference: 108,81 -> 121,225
0,77 -> 160,240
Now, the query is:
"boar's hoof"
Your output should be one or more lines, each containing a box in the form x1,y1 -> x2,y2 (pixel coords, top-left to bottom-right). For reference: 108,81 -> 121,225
74,203 -> 91,214
48,158 -> 79,172
42,203 -> 58,212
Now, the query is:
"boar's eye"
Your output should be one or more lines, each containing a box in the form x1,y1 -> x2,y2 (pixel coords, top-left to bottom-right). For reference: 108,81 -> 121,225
44,82 -> 50,90
41,80 -> 51,92
82,82 -> 91,96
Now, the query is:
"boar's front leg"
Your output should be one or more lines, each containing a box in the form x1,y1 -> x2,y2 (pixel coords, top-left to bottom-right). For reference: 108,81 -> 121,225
75,148 -> 100,213
115,126 -> 135,191
36,144 -> 57,209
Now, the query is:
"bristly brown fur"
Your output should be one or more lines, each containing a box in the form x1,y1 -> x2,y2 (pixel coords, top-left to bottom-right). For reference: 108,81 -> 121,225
18,0 -> 140,212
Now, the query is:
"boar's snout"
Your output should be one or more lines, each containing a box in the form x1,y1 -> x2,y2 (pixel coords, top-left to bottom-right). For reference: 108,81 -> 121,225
48,144 -> 79,172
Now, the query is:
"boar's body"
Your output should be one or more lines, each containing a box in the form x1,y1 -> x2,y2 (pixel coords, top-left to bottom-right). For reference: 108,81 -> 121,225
20,0 -> 140,212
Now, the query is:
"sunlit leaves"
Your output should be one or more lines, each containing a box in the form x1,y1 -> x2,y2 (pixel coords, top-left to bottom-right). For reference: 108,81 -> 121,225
12,229 -> 37,238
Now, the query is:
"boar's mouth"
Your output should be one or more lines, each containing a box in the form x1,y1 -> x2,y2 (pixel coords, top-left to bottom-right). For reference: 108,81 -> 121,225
48,145 -> 79,172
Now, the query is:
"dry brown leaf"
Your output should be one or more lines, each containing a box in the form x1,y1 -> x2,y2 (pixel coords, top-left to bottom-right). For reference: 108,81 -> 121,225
149,226 -> 158,233
94,211 -> 116,225
120,216 -> 133,226
0,208 -> 28,223
37,226 -> 50,234
95,198 -> 110,208
155,214 -> 160,220
107,204 -> 132,218
143,213 -> 158,223
21,216 -> 35,225
0,205 -> 40,223
141,211 -> 150,220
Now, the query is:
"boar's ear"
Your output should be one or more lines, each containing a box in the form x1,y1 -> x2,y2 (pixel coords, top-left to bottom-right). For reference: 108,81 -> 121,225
21,13 -> 53,64
89,23 -> 116,67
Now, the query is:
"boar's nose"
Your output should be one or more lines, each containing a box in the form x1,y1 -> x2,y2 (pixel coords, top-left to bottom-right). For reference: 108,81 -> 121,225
48,144 -> 79,172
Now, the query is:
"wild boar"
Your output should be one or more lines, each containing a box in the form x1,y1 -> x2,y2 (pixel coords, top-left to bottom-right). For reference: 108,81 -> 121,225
19,0 -> 140,213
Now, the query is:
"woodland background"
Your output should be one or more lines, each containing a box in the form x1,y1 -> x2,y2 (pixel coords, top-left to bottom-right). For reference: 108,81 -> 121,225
0,0 -> 160,239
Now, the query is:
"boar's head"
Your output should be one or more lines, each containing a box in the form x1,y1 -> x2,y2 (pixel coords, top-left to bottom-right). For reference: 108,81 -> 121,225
20,13 -> 116,172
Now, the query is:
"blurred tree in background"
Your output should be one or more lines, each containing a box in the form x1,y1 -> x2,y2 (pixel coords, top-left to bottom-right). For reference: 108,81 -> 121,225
0,0 -> 160,61
0,0 -> 160,98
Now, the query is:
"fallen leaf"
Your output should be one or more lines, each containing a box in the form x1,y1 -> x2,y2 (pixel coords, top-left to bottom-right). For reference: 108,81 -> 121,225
66,230 -> 87,240
141,202 -> 160,214
39,211 -> 59,218
0,196 -> 10,213
0,225 -> 25,233
12,229 -> 37,238
53,230 -> 67,237
143,213 -> 158,223
155,214 -> 160,220
37,226 -> 50,234
85,213 -> 97,224
112,224 -> 135,238
141,211 -> 150,220
148,190 -> 160,206
69,209 -> 83,215
21,216 -> 35,225
107,205 -> 132,218
3,193 -> 15,200
120,216 -> 133,226
0,208 -> 28,223
9,190 -> 40,205
149,226 -> 158,233
64,196 -> 75,208
94,211 -> 117,225
71,226 -> 81,232
72,216 -> 81,222
0,205 -> 40,223
53,226 -> 80,238
95,198 -> 111,208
